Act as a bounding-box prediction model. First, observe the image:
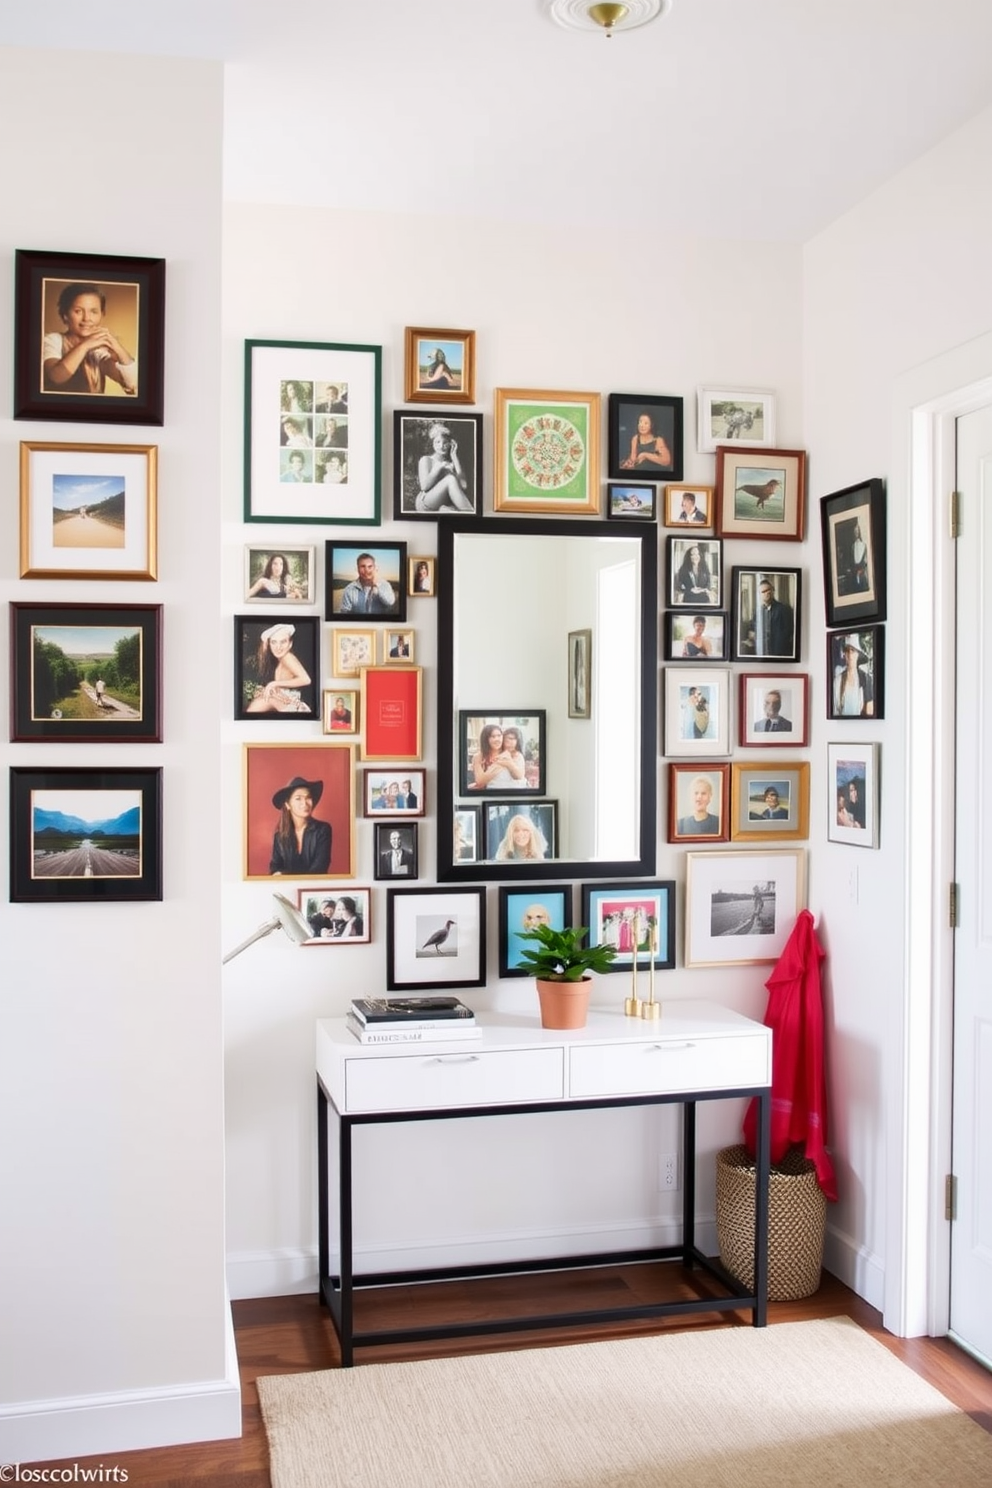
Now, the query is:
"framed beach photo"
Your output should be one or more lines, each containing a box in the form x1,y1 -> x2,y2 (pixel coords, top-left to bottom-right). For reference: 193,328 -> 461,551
664,484 -> 715,530
739,673 -> 810,747
243,339 -> 381,526
606,483 -> 656,520
374,822 -> 420,881
684,849 -> 807,969
234,615 -> 319,720
715,446 -> 806,540
393,410 -> 483,519
828,742 -> 880,848
458,711 -> 546,794
581,881 -> 676,973
383,628 -> 415,664
243,743 -> 355,882
330,629 -> 376,677
325,542 -> 406,622
730,761 -> 810,843
14,249 -> 165,426
10,602 -> 162,744
821,477 -> 886,626
243,544 -> 315,605
664,611 -> 728,662
668,764 -> 730,844
731,567 -> 802,663
408,556 -> 436,598
696,388 -> 776,454
364,769 -> 426,817
298,886 -> 371,945
567,629 -> 592,719
453,805 -> 482,865
361,666 -> 423,761
493,388 -> 601,514
19,441 -> 157,581
9,766 -> 163,904
484,800 -> 558,863
403,327 -> 476,404
322,689 -> 359,735
828,626 -> 883,720
667,536 -> 722,608
663,667 -> 731,756
608,393 -> 683,482
386,885 -> 486,992
498,884 -> 573,977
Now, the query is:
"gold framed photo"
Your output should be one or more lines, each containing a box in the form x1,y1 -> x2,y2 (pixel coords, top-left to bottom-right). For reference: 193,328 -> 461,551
20,440 -> 157,581
730,761 -> 810,842
493,387 -> 601,515
404,327 -> 476,404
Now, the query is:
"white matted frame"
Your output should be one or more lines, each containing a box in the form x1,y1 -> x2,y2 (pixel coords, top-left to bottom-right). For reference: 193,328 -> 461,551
697,387 -> 776,454
20,441 -> 157,580
739,672 -> 810,747
297,886 -> 371,945
828,742 -> 880,848
386,885 -> 486,992
244,544 -> 315,605
663,667 -> 730,756
685,848 -> 807,968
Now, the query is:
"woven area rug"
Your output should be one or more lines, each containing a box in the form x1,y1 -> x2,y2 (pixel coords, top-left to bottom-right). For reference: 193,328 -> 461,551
257,1316 -> 992,1488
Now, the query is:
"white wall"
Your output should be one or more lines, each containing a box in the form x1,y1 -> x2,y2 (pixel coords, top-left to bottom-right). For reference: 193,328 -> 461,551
0,50 -> 238,1459
221,202 -> 806,1297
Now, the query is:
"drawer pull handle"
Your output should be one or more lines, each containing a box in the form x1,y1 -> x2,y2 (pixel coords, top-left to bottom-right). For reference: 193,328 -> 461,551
429,1054 -> 481,1065
649,1041 -> 696,1051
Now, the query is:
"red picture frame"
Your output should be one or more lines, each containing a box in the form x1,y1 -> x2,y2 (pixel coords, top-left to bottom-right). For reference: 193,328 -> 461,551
360,666 -> 423,762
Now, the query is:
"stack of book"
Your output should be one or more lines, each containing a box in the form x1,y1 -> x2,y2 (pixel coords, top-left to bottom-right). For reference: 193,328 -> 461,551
346,995 -> 480,1045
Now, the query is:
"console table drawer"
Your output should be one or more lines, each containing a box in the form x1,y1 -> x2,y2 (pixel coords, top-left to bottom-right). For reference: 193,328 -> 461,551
569,1033 -> 770,1098
343,1046 -> 564,1113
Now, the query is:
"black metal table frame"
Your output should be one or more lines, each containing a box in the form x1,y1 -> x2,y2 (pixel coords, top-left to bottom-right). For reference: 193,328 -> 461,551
317,1078 -> 770,1367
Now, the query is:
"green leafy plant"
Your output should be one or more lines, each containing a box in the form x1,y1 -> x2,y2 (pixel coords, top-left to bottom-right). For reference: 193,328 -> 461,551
515,923 -> 616,982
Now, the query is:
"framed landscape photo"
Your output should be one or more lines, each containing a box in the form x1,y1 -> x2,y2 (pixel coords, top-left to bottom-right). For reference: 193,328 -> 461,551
581,881 -> 676,973
14,249 -> 165,426
498,884 -> 573,977
696,388 -> 775,454
243,742 -> 355,881
608,393 -> 683,482
243,339 -> 381,526
298,886 -> 371,945
374,822 -> 420,881
821,477 -> 886,626
243,544 -> 315,605
234,615 -> 319,720
664,611 -> 728,662
20,441 -> 157,581
494,388 -> 601,514
827,626 -> 883,720
668,763 -> 730,844
664,484 -> 714,530
361,666 -> 423,761
607,483 -> 656,520
408,556 -> 436,598
404,327 -> 476,404
730,761 -> 810,842
453,805 -> 482,865
10,602 -> 162,744
364,769 -> 426,817
667,536 -> 722,608
567,629 -> 592,719
322,688 -> 359,735
684,848 -> 807,968
386,885 -> 486,992
739,672 -> 810,747
715,446 -> 806,540
325,542 -> 406,622
9,766 -> 163,903
731,567 -> 802,663
458,711 -> 546,794
393,410 -> 483,519
330,628 -> 376,677
663,667 -> 731,756
483,800 -> 558,862
828,742 -> 880,848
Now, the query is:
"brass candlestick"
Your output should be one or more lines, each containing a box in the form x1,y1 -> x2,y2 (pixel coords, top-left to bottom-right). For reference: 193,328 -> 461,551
640,915 -> 660,1020
624,908 -> 643,1017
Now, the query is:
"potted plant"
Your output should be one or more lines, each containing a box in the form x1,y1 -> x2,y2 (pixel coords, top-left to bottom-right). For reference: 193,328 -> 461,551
515,923 -> 616,1029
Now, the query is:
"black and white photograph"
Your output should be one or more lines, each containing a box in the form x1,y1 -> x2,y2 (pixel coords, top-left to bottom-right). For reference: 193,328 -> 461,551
821,478 -> 886,626
386,886 -> 486,991
684,848 -> 807,967
393,411 -> 483,519
373,822 -> 419,880
731,567 -> 801,662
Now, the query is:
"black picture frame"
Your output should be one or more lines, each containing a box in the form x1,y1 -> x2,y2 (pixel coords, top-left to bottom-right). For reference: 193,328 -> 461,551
667,535 -> 723,608
820,477 -> 886,626
664,611 -> 729,662
393,410 -> 483,520
498,884 -> 573,977
374,822 -> 420,881
457,711 -> 547,795
453,805 -> 482,864
483,800 -> 558,862
14,250 -> 165,426
10,602 -> 163,744
608,393 -> 684,482
386,885 -> 486,992
731,567 -> 802,663
827,625 -> 884,720
10,766 -> 163,903
580,880 -> 676,973
234,614 -> 319,720
325,542 -> 407,622
606,482 -> 656,520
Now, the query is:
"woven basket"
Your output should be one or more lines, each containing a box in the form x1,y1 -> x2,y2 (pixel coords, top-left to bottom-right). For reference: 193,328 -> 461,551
715,1143 -> 827,1301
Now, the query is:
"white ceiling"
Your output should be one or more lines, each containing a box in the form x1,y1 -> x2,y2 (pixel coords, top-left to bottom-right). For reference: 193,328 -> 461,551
5,0 -> 992,242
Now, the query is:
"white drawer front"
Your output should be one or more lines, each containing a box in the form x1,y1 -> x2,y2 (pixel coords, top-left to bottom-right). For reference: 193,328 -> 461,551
344,1046 -> 564,1113
568,1033 -> 770,1098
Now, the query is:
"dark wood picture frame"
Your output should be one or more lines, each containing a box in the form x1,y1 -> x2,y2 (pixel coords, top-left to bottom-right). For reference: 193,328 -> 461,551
715,446 -> 806,540
374,822 -> 420,881
234,614 -> 319,721
738,672 -> 811,746
668,763 -> 730,844
820,477 -> 886,626
498,884 -> 573,977
393,410 -> 483,520
403,327 -> 476,404
14,249 -> 165,426
608,393 -> 684,482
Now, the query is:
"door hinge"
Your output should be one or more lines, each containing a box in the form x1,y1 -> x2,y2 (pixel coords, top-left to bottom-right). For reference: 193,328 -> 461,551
950,490 -> 961,538
949,882 -> 960,928
945,1174 -> 957,1222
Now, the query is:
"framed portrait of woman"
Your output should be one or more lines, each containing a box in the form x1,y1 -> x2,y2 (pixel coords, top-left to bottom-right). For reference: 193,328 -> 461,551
393,411 -> 483,520
608,393 -> 684,482
483,801 -> 558,863
403,327 -> 476,404
827,626 -> 883,720
667,536 -> 722,608
820,477 -> 886,626
457,711 -> 546,794
234,615 -> 319,720
243,743 -> 355,881
243,545 -> 315,605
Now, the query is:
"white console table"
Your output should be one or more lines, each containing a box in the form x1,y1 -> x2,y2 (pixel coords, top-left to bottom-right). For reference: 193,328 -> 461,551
316,1002 -> 771,1366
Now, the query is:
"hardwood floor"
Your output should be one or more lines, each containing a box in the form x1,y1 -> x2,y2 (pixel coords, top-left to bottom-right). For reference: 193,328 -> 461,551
23,1269 -> 992,1485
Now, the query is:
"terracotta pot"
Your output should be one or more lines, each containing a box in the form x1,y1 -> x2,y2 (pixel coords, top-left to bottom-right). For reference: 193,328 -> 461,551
535,976 -> 592,1030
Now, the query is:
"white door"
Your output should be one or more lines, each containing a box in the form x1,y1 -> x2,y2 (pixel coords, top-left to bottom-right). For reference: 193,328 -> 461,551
950,403 -> 992,1365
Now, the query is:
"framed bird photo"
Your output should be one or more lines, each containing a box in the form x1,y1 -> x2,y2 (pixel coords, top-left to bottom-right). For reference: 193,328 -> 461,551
386,885 -> 486,991
715,447 -> 806,540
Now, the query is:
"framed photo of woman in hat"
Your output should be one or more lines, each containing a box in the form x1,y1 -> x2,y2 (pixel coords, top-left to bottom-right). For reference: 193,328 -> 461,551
827,626 -> 883,720
243,743 -> 356,880
234,614 -> 319,720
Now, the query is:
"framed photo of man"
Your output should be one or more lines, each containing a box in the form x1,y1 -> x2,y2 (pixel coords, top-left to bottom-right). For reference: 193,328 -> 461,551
739,672 -> 810,747
374,822 -> 420,881
498,884 -> 573,977
731,568 -> 802,663
325,543 -> 406,622
730,762 -> 810,843
820,478 -> 886,626
668,764 -> 730,844
664,484 -> 715,529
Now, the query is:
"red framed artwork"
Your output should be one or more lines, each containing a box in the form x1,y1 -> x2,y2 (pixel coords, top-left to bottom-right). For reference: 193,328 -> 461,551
360,665 -> 423,761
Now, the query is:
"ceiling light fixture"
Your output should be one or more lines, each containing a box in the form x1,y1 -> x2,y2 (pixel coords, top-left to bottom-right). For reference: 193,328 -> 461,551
548,0 -> 671,39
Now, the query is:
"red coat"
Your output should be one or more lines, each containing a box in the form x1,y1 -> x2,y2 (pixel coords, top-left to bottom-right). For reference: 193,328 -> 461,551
742,909 -> 837,1200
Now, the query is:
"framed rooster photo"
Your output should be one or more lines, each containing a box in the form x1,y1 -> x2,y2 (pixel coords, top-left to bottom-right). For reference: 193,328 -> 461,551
715,447 -> 806,541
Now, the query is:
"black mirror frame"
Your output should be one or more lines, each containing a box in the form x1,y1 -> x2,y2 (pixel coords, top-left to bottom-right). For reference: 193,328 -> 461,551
437,517 -> 658,882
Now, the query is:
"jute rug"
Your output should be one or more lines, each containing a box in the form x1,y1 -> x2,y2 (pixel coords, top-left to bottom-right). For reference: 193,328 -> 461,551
257,1316 -> 992,1487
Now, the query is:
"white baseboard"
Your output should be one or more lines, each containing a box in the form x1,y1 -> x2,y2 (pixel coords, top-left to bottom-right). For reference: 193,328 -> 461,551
0,1303 -> 241,1463
823,1221 -> 885,1312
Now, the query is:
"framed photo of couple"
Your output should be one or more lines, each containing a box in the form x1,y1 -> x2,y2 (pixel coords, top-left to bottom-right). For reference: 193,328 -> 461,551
663,668 -> 731,756
828,742 -> 880,848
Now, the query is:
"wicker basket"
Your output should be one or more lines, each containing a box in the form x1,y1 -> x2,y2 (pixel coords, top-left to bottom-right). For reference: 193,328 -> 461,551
715,1143 -> 827,1301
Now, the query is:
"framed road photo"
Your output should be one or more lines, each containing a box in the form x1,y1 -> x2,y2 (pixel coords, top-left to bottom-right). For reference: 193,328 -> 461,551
243,339 -> 381,526
730,761 -> 810,843
715,446 -> 806,540
667,536 -> 722,608
731,567 -> 802,663
393,410 -> 483,519
9,766 -> 163,903
664,484 -> 715,530
739,672 -> 810,747
20,441 -> 157,581
364,769 -> 426,817
663,667 -> 731,756
322,689 -> 359,735
404,327 -> 476,404
494,388 -> 601,514
483,800 -> 558,862
10,602 -> 163,744
828,742 -> 880,848
820,477 -> 886,626
606,483 -> 656,520
14,249 -> 165,426
684,848 -> 807,968
298,886 -> 371,945
458,711 -> 546,794
608,393 -> 683,482
243,742 -> 356,881
664,611 -> 728,662
827,626 -> 883,720
234,615 -> 319,720
361,666 -> 423,761
325,543 -> 406,622
581,881 -> 676,973
696,387 -> 775,454
374,822 -> 420,881
668,763 -> 730,844
498,884 -> 573,977
567,629 -> 592,719
386,885 -> 486,992
243,544 -> 315,605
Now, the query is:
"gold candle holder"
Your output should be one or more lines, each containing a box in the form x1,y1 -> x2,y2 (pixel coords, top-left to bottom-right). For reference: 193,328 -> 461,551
625,908 -> 643,1017
640,916 -> 660,1019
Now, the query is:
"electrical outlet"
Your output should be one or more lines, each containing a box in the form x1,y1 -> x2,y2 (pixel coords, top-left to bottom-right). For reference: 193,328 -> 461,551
660,1152 -> 679,1190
